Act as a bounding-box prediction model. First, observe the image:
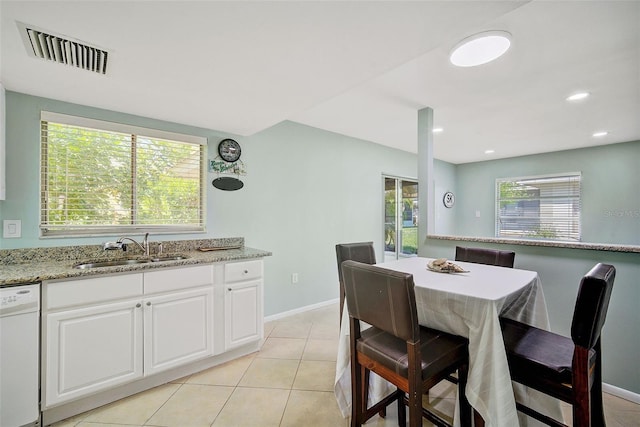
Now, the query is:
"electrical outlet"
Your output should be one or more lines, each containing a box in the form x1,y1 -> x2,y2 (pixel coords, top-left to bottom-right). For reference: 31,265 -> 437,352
291,273 -> 299,284
3,220 -> 22,238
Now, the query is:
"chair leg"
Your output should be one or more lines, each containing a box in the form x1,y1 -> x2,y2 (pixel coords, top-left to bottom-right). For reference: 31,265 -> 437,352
590,342 -> 606,426
361,367 -> 386,418
408,343 -> 422,427
572,348 -> 592,427
457,365 -> 472,427
339,290 -> 345,327
397,390 -> 406,427
473,410 -> 486,427
351,360 -> 364,426
408,386 -> 421,427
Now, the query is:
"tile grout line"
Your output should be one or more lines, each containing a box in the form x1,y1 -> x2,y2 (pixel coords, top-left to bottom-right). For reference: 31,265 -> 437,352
141,381 -> 185,426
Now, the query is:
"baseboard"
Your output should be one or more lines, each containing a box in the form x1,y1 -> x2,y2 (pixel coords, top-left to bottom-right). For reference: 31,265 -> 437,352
264,298 -> 339,322
603,383 -> 640,404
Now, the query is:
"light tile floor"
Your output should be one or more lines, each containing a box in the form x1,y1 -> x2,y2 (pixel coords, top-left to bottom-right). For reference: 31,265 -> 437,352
51,303 -> 639,427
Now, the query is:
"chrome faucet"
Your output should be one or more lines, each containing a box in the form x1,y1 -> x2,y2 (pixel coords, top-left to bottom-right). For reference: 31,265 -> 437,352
104,233 -> 151,256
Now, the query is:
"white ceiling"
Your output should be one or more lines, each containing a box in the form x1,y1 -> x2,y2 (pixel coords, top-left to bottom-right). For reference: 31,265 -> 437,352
1,1 -> 638,164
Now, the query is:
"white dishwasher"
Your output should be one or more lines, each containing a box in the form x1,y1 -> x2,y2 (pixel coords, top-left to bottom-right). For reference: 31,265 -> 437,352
0,283 -> 40,427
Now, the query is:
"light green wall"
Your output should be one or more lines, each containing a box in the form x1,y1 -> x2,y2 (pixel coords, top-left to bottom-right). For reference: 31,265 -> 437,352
0,91 -> 417,317
435,141 -> 640,245
433,158 -> 457,234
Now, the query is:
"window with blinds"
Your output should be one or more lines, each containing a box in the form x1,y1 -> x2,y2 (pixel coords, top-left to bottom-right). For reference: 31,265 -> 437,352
496,173 -> 581,242
40,112 -> 206,237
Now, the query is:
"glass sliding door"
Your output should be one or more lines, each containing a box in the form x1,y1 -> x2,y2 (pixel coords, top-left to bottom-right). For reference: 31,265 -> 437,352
384,176 -> 418,261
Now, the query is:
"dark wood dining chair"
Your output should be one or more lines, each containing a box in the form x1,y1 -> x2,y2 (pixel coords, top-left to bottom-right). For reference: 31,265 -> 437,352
500,263 -> 616,427
455,246 -> 515,268
342,260 -> 472,427
336,242 -> 376,326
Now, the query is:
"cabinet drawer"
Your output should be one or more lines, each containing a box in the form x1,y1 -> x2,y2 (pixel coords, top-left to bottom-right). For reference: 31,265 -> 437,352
45,274 -> 143,310
144,265 -> 213,294
224,260 -> 263,283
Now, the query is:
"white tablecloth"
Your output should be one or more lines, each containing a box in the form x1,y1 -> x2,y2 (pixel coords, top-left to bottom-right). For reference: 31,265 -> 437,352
334,257 -> 563,427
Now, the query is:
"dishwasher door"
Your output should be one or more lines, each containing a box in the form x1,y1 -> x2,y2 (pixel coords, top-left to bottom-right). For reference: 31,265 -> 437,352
0,283 -> 41,427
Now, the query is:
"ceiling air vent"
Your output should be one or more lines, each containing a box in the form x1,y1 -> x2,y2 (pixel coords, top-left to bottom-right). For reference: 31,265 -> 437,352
17,22 -> 109,75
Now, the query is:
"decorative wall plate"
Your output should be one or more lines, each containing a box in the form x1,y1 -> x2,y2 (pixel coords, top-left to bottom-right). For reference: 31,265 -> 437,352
212,177 -> 244,191
443,191 -> 455,208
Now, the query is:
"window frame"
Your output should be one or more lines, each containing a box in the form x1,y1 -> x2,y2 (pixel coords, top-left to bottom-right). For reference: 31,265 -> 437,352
495,172 -> 582,242
39,111 -> 207,238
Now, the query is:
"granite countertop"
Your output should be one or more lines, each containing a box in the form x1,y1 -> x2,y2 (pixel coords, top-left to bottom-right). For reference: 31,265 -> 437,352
426,234 -> 640,253
0,237 -> 272,286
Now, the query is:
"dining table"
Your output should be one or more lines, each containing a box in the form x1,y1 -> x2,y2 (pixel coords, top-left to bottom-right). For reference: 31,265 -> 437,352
334,256 -> 564,427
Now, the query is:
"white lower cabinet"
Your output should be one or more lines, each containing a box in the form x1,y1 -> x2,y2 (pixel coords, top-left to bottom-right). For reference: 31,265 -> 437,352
144,287 -> 213,375
45,298 -> 143,406
42,260 -> 263,410
43,266 -> 215,407
225,280 -> 261,349
224,260 -> 264,350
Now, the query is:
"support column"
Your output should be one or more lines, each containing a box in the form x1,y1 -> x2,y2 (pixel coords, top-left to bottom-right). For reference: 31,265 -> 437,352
417,107 -> 434,256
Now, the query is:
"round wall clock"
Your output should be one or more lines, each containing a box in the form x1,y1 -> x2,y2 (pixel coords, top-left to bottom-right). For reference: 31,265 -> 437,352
443,191 -> 455,208
218,139 -> 241,163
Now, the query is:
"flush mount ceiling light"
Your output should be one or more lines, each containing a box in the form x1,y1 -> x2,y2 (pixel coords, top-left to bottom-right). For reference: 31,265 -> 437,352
566,92 -> 590,101
450,31 -> 511,67
432,127 -> 444,133
592,131 -> 609,137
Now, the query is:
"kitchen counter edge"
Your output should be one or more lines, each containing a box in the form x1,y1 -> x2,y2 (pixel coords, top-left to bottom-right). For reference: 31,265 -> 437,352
0,247 -> 272,286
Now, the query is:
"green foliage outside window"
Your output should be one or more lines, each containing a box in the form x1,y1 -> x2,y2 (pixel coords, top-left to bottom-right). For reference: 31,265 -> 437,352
41,119 -> 204,235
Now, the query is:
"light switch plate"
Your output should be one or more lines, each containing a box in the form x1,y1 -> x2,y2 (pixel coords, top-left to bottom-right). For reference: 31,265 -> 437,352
3,220 -> 22,238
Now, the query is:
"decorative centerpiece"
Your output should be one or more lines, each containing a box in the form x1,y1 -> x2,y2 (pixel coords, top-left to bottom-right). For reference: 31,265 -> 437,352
427,258 -> 469,273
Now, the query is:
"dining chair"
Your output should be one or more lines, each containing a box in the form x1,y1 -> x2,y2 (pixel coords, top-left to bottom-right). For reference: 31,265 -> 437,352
500,263 -> 616,427
342,260 -> 472,427
335,242 -> 376,326
455,246 -> 516,268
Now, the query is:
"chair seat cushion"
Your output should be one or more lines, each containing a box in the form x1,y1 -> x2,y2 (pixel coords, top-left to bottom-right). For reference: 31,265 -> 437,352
356,325 -> 467,378
500,317 -> 595,384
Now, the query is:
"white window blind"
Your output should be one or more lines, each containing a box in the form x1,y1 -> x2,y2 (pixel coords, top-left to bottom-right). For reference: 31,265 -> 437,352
496,173 -> 581,242
40,112 -> 206,237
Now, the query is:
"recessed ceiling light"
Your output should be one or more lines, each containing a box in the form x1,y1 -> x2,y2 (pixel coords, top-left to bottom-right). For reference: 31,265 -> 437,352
432,127 -> 444,133
592,131 -> 608,137
484,149 -> 495,154
450,31 -> 511,67
566,92 -> 590,101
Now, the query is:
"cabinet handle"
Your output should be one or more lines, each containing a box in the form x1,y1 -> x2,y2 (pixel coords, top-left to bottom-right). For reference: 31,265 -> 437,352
244,269 -> 249,274
147,301 -> 151,306
228,288 -> 232,291
136,303 -> 141,308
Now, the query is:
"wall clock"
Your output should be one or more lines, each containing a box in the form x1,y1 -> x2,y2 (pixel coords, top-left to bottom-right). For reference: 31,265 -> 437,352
443,191 -> 455,208
218,139 -> 241,163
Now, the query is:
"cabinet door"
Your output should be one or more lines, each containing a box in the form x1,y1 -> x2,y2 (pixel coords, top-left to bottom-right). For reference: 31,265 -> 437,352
144,287 -> 214,375
225,279 -> 263,350
44,300 -> 143,407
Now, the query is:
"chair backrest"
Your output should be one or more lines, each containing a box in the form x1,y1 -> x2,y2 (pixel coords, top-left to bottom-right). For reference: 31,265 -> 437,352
341,260 -> 419,342
571,263 -> 616,350
336,242 -> 376,286
455,246 -> 515,268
